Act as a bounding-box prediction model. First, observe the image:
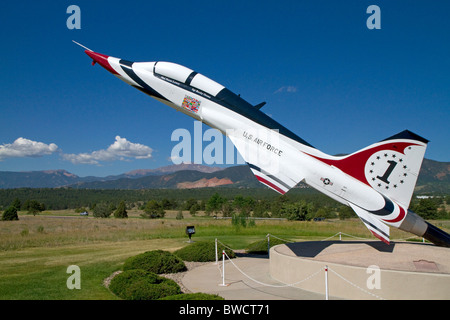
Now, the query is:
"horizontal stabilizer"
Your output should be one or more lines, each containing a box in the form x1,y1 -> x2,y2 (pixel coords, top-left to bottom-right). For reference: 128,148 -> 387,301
349,203 -> 390,244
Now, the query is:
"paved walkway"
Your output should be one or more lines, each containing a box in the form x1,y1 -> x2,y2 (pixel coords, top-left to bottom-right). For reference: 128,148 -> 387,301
182,254 -> 332,300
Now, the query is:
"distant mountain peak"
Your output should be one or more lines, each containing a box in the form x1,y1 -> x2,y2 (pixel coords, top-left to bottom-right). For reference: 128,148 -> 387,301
42,169 -> 78,178
0,160 -> 447,193
125,164 -> 224,176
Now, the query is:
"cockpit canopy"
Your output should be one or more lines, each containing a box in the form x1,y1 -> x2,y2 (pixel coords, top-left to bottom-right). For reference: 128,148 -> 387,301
154,61 -> 225,97
151,61 -> 314,148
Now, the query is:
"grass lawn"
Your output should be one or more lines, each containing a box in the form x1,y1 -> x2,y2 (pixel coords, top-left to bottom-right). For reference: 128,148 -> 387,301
0,211 -> 446,300
0,239 -> 184,300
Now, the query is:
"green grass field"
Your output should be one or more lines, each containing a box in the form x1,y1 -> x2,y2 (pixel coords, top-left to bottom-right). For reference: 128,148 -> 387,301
0,210 -> 448,300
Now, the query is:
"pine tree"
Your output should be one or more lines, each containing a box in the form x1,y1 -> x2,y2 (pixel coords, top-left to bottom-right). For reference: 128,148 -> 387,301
114,200 -> 128,218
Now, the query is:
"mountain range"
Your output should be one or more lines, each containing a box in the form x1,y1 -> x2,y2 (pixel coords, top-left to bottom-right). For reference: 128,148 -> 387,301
0,159 -> 448,194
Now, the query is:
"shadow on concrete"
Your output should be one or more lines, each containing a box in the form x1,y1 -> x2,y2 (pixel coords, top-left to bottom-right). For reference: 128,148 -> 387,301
235,252 -> 269,259
285,240 -> 396,258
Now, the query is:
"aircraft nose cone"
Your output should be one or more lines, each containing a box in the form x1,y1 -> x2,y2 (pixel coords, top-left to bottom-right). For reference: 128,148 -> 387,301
85,50 -> 119,75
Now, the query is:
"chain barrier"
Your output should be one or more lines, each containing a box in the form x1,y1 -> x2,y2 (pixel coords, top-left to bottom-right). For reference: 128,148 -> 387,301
217,248 -> 387,300
216,232 -> 424,254
266,233 -> 293,244
221,251 -> 323,288
217,250 -> 386,299
212,232 -> 396,300
327,267 -> 385,300
321,231 -> 423,243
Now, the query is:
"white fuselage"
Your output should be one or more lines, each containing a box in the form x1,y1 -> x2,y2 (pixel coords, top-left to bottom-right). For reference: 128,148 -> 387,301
83,53 -> 436,244
113,60 -> 402,226
80,47 -> 450,246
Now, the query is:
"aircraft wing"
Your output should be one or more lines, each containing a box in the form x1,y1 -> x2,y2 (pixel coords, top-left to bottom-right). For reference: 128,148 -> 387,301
348,202 -> 390,244
227,128 -> 303,194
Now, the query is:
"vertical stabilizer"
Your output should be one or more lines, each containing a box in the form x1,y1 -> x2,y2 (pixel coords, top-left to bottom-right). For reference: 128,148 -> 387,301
307,130 -> 428,209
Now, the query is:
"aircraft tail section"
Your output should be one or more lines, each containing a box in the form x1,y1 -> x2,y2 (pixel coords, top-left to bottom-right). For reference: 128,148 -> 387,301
307,130 -> 428,209
349,202 -> 390,244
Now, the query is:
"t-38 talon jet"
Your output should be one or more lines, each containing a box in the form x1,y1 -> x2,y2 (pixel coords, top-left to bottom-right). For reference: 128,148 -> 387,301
74,41 -> 450,247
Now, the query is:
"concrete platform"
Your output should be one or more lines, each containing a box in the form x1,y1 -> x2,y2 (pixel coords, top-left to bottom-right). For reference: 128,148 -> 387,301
270,241 -> 450,300
182,254 -> 332,300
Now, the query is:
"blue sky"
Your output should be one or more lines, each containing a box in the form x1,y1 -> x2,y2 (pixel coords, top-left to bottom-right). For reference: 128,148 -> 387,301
1,0 -> 449,177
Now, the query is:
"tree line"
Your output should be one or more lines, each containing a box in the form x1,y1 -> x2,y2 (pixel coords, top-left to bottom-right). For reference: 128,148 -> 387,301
0,187 -> 335,210
2,188 -> 448,222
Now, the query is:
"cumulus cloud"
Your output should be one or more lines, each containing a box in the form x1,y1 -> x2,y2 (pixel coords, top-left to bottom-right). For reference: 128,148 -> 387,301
274,86 -> 298,94
62,136 -> 153,165
0,138 -> 59,160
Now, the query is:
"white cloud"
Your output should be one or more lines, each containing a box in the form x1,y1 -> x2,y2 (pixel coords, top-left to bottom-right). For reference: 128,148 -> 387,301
0,138 -> 59,160
62,136 -> 153,165
274,86 -> 298,94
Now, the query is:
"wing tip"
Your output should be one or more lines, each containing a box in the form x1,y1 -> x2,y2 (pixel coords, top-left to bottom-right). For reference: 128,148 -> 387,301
370,230 -> 391,245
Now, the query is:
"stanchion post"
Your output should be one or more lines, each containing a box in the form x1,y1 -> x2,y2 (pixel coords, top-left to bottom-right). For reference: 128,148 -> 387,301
222,250 -> 225,286
267,234 -> 270,257
215,238 -> 218,265
339,232 -> 341,241
325,266 -> 329,300
219,250 -> 228,286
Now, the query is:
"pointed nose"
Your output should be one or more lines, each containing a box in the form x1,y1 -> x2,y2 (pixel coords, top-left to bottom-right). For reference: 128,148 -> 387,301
85,50 -> 119,75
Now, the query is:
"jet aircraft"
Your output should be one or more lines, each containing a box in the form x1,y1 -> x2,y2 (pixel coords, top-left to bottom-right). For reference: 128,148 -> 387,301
75,42 -> 450,247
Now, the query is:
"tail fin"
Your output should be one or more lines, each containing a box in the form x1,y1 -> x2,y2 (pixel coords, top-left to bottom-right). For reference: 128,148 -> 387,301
363,130 -> 428,208
310,130 -> 428,208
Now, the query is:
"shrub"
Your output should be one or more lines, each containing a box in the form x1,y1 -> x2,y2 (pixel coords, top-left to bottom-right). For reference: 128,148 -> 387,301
174,241 -> 235,262
142,200 -> 165,219
160,293 -> 224,300
109,269 -> 152,298
281,201 -> 310,221
93,202 -> 112,218
125,278 -> 180,300
1,206 -> 19,221
246,237 -> 287,254
123,250 -> 187,274
109,269 -> 180,300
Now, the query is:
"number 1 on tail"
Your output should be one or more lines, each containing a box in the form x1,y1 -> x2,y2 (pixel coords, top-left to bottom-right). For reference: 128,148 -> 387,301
377,160 -> 397,184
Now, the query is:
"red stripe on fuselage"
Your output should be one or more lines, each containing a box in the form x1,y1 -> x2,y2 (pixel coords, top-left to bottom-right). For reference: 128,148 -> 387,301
255,175 -> 286,194
371,230 -> 390,245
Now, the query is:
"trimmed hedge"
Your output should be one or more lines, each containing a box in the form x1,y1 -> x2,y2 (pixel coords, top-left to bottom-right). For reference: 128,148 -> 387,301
109,269 -> 180,300
123,250 -> 187,274
174,241 -> 236,262
245,237 -> 287,254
